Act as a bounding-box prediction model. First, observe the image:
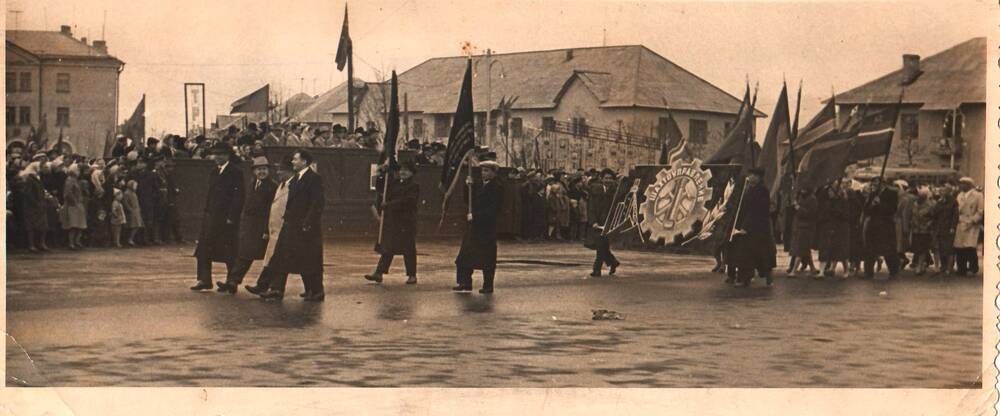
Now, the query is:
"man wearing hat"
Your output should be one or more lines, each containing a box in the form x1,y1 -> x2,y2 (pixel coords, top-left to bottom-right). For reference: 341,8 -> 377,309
365,159 -> 421,285
216,155 -> 279,293
587,168 -> 621,277
728,167 -> 777,287
953,177 -> 983,276
454,152 -> 504,293
191,142 -> 245,291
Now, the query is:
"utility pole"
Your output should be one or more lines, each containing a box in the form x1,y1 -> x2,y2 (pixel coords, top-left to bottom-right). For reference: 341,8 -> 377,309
485,48 -> 493,147
403,93 -> 410,142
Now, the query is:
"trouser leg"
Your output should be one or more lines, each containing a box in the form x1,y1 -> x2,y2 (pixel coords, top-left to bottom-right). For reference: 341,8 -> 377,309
863,256 -> 876,278
885,254 -> 901,277
375,253 -> 393,274
456,266 -> 473,288
482,266 -> 496,290
197,257 -> 213,284
255,266 -> 275,289
268,269 -> 289,293
403,252 -> 417,277
303,271 -> 324,294
226,258 -> 254,285
737,267 -> 754,284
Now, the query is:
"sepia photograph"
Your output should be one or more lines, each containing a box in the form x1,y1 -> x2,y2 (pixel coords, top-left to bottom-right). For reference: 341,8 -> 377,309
2,0 -> 996,413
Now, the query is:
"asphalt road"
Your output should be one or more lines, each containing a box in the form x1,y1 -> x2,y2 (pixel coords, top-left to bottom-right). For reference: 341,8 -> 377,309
5,240 -> 983,387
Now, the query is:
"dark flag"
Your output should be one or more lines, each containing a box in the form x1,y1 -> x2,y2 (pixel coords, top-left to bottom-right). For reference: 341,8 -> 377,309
379,71 -> 400,166
707,84 -> 755,164
335,5 -> 352,71
787,95 -> 837,163
230,84 -> 270,114
656,106 -> 685,164
795,137 -> 853,191
122,94 -> 145,141
438,59 -> 476,219
846,93 -> 904,163
757,82 -> 790,197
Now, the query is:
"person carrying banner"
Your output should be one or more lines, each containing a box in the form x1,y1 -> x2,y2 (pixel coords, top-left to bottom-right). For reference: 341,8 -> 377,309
728,167 -> 776,287
587,169 -> 620,277
861,179 -> 900,279
365,160 -> 420,285
453,152 -> 503,294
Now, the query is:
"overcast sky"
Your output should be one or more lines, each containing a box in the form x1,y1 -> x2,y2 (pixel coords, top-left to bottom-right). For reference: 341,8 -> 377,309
6,0 -> 992,138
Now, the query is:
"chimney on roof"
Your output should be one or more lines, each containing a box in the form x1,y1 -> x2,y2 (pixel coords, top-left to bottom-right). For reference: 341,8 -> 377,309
92,40 -> 108,55
565,49 -> 574,61
81,37 -> 88,45
60,25 -> 73,37
902,54 -> 921,85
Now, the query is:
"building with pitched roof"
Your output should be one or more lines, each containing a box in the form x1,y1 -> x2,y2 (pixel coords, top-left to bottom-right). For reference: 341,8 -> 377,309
6,25 -> 125,157
323,45 -> 762,170
835,37 -> 985,185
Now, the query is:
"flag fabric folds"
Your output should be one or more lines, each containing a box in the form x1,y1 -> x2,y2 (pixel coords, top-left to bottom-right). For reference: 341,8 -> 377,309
757,83 -> 790,197
846,100 -> 903,163
795,137 -> 853,191
379,71 -> 400,166
707,84 -> 755,165
230,84 -> 270,114
122,94 -> 145,141
657,108 -> 685,164
787,97 -> 837,163
439,59 -> 476,205
335,6 -> 352,72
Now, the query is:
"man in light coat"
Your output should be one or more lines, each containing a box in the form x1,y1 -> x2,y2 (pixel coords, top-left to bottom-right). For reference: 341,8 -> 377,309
953,177 -> 983,276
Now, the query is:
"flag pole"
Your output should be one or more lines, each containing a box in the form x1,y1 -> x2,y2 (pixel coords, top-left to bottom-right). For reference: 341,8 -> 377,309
600,176 -> 626,236
728,177 -> 751,243
375,164 -> 391,250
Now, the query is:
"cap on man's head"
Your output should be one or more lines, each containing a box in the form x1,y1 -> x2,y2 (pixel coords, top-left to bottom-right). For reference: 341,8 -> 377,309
252,156 -> 270,168
959,177 -> 975,185
893,179 -> 909,189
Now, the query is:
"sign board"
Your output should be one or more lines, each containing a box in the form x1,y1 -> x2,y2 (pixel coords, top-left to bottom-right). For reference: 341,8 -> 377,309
184,83 -> 207,138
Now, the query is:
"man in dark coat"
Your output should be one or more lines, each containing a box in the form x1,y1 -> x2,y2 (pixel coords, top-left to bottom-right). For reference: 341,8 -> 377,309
728,168 -> 776,287
588,169 -> 620,277
159,159 -> 184,243
262,149 -> 326,301
191,143 -> 245,291
217,156 -> 278,293
454,153 -> 504,294
365,160 -> 420,284
862,180 -> 900,279
129,156 -> 161,245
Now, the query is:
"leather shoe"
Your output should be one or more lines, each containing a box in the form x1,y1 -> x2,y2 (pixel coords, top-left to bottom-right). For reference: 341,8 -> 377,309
405,276 -> 417,285
364,273 -> 384,283
609,263 -> 619,275
190,282 -> 213,291
452,285 -> 472,292
216,282 -> 237,294
260,289 -> 284,300
589,272 -> 601,278
245,285 -> 264,295
479,288 -> 494,294
304,292 -> 325,302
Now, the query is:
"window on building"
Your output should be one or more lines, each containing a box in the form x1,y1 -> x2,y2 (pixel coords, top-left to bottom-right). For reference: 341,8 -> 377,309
18,106 -> 30,126
571,117 -> 588,136
6,107 -> 16,125
475,113 -> 486,139
901,114 -> 919,140
724,122 -> 733,134
541,116 -> 555,131
689,119 -> 708,144
412,119 -> 425,138
56,73 -> 71,93
511,117 -> 523,138
19,72 -> 31,92
434,114 -> 450,137
56,107 -> 70,127
943,111 -> 964,138
6,73 -> 15,92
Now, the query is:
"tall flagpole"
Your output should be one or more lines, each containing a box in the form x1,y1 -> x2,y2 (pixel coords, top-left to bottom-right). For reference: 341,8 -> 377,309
346,6 -> 355,133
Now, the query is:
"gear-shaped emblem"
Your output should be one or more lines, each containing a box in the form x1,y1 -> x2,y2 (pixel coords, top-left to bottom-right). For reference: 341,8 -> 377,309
639,159 -> 713,242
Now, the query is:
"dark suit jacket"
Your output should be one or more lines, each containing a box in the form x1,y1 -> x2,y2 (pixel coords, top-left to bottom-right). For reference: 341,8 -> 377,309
729,182 -> 776,270
238,178 -> 278,260
378,177 -> 419,255
195,162 -> 245,263
269,168 -> 325,275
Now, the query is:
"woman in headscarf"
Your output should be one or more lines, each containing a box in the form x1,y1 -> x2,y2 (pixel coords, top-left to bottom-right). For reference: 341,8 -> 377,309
61,163 -> 88,249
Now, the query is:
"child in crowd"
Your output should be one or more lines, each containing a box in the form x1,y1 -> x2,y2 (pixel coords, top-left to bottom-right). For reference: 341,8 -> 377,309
123,180 -> 143,246
110,188 -> 126,248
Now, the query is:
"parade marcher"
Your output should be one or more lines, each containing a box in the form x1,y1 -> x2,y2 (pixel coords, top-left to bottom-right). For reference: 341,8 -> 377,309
910,186 -> 936,275
246,155 -> 295,298
61,163 -> 88,250
587,170 -> 621,277
953,177 -> 983,276
862,179 -> 901,279
454,152 -> 504,294
817,180 -> 850,278
846,181 -> 865,277
217,156 -> 278,293
787,187 -> 819,277
261,149 -> 326,301
191,143 -> 245,291
728,168 -> 776,287
365,160 -> 420,285
931,182 -> 958,276
895,180 -> 916,270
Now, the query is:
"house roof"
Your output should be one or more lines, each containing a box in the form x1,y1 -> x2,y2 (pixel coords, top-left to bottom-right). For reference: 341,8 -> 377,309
834,37 -> 985,108
387,45 -> 763,116
6,30 -> 123,63
290,79 -> 368,122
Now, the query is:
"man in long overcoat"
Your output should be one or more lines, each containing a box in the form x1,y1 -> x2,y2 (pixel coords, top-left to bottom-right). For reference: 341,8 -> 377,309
953,177 -> 983,276
365,160 -> 420,284
264,149 -> 326,301
217,156 -> 278,293
728,168 -> 776,287
454,153 -> 503,294
862,180 -> 900,279
191,143 -> 245,291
